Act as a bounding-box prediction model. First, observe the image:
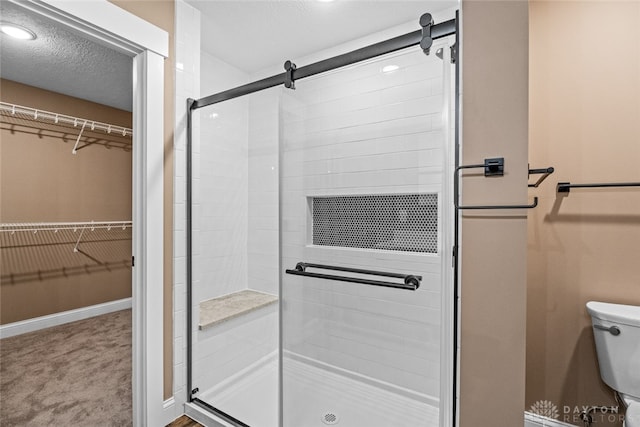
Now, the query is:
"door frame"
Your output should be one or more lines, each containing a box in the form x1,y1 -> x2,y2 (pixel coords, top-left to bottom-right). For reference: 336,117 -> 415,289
9,1 -> 169,425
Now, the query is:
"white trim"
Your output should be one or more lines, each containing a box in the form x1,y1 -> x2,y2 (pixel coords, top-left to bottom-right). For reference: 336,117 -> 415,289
132,49 -> 166,427
439,31 -> 457,427
162,397 -> 177,426
45,0 -> 168,56
525,411 -> 578,427
13,2 -> 169,426
14,0 -> 168,58
455,7 -> 463,426
0,298 -> 132,339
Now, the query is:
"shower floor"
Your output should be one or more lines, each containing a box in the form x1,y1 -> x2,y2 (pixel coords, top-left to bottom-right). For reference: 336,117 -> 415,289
198,353 -> 439,427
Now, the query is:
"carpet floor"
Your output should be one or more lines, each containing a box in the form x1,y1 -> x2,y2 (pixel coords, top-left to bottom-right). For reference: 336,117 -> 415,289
0,309 -> 132,426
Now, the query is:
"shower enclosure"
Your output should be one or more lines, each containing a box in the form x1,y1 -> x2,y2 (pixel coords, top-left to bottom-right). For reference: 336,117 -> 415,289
186,12 -> 458,427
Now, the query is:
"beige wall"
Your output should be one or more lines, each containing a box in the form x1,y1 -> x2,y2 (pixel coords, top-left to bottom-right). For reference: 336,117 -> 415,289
527,2 -> 640,425
459,1 -> 529,425
0,79 -> 132,324
108,0 -> 176,401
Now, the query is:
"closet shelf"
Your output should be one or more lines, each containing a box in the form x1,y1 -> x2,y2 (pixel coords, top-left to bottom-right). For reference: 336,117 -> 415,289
0,102 -> 132,152
0,221 -> 132,233
0,102 -> 132,137
0,221 -> 132,285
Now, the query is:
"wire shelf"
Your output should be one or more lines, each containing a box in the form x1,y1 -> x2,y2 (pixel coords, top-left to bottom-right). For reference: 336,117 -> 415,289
0,102 -> 132,152
0,221 -> 132,233
0,221 -> 132,285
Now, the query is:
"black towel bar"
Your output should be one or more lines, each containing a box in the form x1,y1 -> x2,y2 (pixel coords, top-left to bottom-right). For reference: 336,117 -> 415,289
285,262 -> 421,291
528,167 -> 555,188
457,197 -> 538,210
455,158 -> 539,210
557,181 -> 640,194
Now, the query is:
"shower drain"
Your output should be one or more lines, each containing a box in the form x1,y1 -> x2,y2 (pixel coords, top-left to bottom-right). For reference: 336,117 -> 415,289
321,412 -> 340,425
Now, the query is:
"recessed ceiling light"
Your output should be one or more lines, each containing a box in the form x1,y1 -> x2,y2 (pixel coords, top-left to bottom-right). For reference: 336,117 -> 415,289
317,0 -> 335,3
0,22 -> 37,40
382,64 -> 400,74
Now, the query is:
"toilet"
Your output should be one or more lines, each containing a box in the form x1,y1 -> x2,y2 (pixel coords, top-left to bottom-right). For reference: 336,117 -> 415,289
587,301 -> 640,427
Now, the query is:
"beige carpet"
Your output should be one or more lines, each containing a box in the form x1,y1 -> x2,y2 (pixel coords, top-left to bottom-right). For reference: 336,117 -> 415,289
0,309 -> 132,426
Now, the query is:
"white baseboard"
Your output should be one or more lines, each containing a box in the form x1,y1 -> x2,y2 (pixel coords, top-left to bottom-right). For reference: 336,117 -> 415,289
162,397 -> 177,425
525,411 -> 578,427
0,298 -> 132,339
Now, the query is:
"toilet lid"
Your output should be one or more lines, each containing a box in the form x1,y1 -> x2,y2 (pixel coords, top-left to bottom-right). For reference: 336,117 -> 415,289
627,402 -> 640,427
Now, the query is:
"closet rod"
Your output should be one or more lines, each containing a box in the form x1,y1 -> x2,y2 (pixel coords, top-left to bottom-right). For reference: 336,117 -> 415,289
0,220 -> 132,233
0,102 -> 132,138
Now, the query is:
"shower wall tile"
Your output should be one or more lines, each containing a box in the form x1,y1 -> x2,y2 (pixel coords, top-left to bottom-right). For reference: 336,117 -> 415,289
173,0 -> 201,416
173,362 -> 185,399
247,88 -> 280,296
174,337 -> 184,365
192,306 -> 278,393
197,51 -> 250,306
174,256 -> 185,286
174,284 -> 186,315
279,45 -> 451,400
174,203 -> 185,232
174,176 -> 186,206
189,48 -> 282,398
174,306 -> 185,338
175,148 -> 186,178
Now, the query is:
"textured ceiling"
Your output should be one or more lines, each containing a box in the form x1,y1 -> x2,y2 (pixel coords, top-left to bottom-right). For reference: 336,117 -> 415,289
0,1 -> 132,112
189,0 -> 458,73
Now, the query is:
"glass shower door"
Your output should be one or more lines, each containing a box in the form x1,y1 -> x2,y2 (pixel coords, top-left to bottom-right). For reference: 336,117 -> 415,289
279,45 -> 453,427
190,89 -> 280,427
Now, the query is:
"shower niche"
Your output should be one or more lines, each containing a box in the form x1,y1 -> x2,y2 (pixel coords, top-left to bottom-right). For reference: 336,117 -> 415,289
309,193 -> 438,254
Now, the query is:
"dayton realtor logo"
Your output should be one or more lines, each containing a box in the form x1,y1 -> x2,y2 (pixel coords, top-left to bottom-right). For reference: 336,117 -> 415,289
530,400 -> 625,424
530,400 -> 560,419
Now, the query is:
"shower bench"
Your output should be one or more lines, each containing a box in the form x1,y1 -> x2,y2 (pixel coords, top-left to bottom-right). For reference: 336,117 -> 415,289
199,289 -> 278,331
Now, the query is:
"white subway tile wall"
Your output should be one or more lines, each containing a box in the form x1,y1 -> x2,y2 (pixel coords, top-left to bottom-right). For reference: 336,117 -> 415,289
195,52 -> 249,303
248,88 -> 280,297
175,1 -> 277,414
191,53 -> 267,397
173,0 -> 201,417
193,306 -> 278,394
190,50 -> 283,415
280,46 -> 448,401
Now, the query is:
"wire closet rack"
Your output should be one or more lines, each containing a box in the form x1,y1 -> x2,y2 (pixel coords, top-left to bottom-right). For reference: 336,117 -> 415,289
0,221 -> 133,285
0,220 -> 132,233
0,102 -> 133,153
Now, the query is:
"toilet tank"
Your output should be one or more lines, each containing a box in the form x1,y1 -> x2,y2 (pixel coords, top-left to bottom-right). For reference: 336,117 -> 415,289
586,301 -> 640,399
